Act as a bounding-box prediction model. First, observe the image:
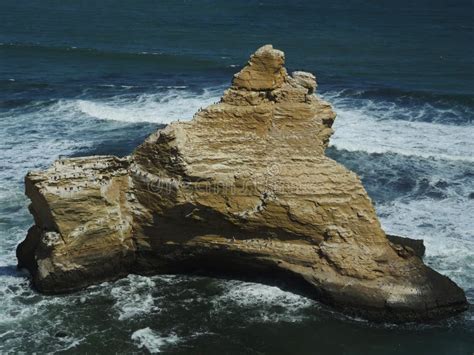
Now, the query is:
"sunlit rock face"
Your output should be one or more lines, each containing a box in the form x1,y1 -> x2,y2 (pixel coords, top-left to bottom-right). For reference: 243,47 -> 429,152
17,45 -> 467,322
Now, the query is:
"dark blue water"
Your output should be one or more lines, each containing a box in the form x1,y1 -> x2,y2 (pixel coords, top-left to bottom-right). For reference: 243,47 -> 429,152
0,1 -> 473,353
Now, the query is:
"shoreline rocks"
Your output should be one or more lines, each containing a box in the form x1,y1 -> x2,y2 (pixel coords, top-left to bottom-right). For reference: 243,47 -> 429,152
17,45 -> 468,322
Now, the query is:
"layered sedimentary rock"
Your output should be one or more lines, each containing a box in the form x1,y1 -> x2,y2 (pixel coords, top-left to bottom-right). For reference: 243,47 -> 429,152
17,45 -> 468,322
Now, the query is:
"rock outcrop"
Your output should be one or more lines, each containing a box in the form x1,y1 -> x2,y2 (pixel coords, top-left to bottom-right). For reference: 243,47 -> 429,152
17,45 -> 468,322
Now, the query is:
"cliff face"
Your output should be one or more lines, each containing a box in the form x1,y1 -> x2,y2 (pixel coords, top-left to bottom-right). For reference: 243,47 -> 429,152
17,45 -> 468,322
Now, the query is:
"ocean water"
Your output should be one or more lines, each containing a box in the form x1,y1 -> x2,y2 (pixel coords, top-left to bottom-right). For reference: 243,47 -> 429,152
0,0 -> 473,353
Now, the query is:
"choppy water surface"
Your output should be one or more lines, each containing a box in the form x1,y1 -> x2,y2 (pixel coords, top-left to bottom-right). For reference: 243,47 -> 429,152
0,1 -> 473,353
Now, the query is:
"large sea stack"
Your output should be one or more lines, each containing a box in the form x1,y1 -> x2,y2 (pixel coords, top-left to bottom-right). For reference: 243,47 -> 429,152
17,45 -> 468,322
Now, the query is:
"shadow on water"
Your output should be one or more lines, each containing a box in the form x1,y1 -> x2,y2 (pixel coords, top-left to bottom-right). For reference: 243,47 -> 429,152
0,265 -> 26,278
69,122 -> 164,158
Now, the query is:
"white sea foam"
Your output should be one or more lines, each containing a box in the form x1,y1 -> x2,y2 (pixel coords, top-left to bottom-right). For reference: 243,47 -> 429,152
377,197 -> 474,294
73,88 -> 222,124
215,280 -> 313,307
131,327 -> 180,353
110,274 -> 160,320
326,93 -> 474,162
54,336 -> 84,352
211,280 -> 316,323
0,105 -> 92,187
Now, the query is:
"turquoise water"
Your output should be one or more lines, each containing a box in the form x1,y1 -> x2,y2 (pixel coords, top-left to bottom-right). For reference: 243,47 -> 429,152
0,1 -> 473,353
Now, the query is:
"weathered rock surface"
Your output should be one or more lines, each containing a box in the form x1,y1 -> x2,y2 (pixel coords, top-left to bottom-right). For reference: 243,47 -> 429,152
17,45 -> 468,322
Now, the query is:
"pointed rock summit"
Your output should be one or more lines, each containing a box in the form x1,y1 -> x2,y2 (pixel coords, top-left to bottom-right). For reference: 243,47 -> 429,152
232,44 -> 286,90
17,45 -> 467,322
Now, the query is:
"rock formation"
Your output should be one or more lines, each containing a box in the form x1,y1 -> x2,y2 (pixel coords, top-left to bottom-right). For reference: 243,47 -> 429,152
17,45 -> 468,322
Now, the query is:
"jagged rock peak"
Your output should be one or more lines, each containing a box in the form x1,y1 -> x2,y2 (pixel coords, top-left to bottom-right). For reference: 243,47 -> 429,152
232,44 -> 287,90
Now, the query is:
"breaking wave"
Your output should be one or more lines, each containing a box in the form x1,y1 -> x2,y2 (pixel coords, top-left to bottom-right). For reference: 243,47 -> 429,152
72,88 -> 222,124
324,90 -> 474,162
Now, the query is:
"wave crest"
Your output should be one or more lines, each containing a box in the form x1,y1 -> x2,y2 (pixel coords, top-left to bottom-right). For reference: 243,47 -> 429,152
325,90 -> 474,162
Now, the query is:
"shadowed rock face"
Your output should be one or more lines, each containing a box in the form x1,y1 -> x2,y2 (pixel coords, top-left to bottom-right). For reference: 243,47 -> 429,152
17,45 -> 468,322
